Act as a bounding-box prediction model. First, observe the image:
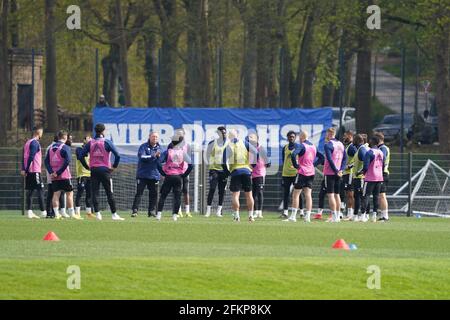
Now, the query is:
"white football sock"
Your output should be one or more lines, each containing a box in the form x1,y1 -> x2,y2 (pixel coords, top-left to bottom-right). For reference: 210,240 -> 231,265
206,206 -> 211,215
53,207 -> 60,216
185,205 -> 190,214
41,210 -> 47,217
217,206 -> 223,213
249,211 -> 254,218
86,207 -> 92,214
68,208 -> 75,217
290,208 -> 298,219
61,208 -> 66,215
283,209 -> 288,216
299,209 -> 304,216
75,207 -> 81,215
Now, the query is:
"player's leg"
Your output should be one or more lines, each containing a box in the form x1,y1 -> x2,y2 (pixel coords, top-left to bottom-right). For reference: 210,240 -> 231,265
206,170 -> 218,217
230,175 -> 241,221
52,187 -> 62,219
379,173 -> 389,221
362,181 -> 374,222
216,172 -> 227,216
65,181 -> 79,220
75,177 -> 84,216
281,177 -> 292,218
334,177 -> 342,220
99,171 -> 122,220
253,177 -> 264,218
156,176 -> 173,220
131,178 -> 147,217
147,179 -> 158,217
172,176 -> 183,221
90,170 -> 101,219
179,176 -> 190,217
303,186 -> 313,222
288,175 -> 302,222
298,192 -> 304,217
25,173 -> 39,219
242,175 -> 254,221
314,179 -> 326,219
371,182 -> 382,222
326,176 -> 338,222
35,174 -> 46,217
46,183 -> 54,218
85,177 -> 92,217
59,191 -> 67,218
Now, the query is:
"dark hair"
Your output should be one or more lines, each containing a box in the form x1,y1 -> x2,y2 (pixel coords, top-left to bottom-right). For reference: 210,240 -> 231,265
344,131 -> 354,137
32,126 -> 43,132
354,134 -> 364,146
95,123 -> 106,134
57,130 -> 68,140
370,135 -> 381,146
84,134 -> 91,140
53,134 -> 58,142
217,126 -> 226,132
374,131 -> 384,142
361,133 -> 368,144
287,131 -> 296,137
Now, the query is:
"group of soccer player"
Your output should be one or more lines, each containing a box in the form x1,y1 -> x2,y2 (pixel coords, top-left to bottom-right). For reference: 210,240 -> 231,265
21,123 -> 389,223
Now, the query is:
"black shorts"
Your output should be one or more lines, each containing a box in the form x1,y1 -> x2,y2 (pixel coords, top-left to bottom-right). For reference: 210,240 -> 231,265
25,173 -> 44,190
294,174 -> 314,189
230,174 -> 252,193
380,173 -> 389,193
52,179 -> 73,192
77,176 -> 90,188
182,175 -> 189,194
352,178 -> 364,193
325,175 -> 341,194
343,174 -> 354,191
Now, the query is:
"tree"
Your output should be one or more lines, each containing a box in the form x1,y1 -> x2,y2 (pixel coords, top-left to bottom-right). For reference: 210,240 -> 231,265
153,0 -> 179,107
0,0 -> 9,146
115,0 -> 132,106
45,0 -> 58,132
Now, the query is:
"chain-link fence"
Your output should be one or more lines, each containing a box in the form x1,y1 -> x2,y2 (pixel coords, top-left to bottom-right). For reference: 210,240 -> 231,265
2,146 -> 450,217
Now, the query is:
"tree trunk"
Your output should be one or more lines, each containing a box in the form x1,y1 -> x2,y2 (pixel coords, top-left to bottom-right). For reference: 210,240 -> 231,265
45,0 -> 58,132
144,33 -> 158,107
0,0 -> 10,146
291,10 -> 314,108
278,0 -> 291,108
355,37 -> 372,133
10,0 -> 18,47
241,21 -> 257,108
115,0 -> 132,106
435,30 -> 450,152
184,0 -> 212,107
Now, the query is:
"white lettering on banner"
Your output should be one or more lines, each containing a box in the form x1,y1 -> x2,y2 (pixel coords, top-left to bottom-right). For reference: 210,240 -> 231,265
128,124 -> 141,145
184,122 -> 204,147
140,124 -> 151,140
104,123 -> 128,144
310,125 -> 324,146
226,125 -> 248,140
204,125 -> 224,144
152,124 -> 174,145
280,125 -> 300,146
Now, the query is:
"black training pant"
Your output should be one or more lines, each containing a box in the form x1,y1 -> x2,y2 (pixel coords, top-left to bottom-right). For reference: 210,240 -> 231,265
363,181 -> 382,214
157,175 -> 183,215
252,176 -> 265,211
91,168 -> 117,213
207,170 -> 228,206
75,177 -> 91,209
132,178 -> 159,214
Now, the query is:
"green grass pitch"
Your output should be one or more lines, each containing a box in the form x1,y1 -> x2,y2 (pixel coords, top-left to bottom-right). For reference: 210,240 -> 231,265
0,211 -> 449,300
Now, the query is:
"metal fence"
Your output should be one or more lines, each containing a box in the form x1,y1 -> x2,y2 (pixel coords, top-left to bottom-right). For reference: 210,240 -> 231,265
2,147 -> 450,217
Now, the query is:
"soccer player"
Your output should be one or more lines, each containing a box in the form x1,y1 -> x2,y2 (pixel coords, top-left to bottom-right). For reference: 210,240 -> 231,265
75,135 -> 93,219
131,132 -> 162,218
323,127 -> 347,222
156,132 -> 193,221
80,123 -> 124,221
176,128 -> 192,218
248,131 -> 270,219
21,126 -> 47,219
375,132 -> 390,221
342,131 -> 357,220
45,135 -> 66,219
45,130 -> 80,220
352,134 -> 369,222
281,131 -> 300,218
205,126 -> 229,218
359,135 -> 385,223
222,129 -> 257,222
288,130 -> 318,223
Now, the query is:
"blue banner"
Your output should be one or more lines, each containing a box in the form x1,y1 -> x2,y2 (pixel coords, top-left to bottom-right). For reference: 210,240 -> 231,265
93,107 -> 332,165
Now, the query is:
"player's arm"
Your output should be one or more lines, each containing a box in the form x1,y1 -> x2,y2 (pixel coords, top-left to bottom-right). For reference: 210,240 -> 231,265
138,144 -> 151,162
362,150 -> 374,174
259,145 -> 271,168
222,145 -> 232,174
56,145 -> 72,176
205,140 -> 214,165
44,147 -> 53,174
79,142 -> 90,170
245,140 -> 258,168
340,149 -> 348,172
314,151 -> 325,167
182,152 -> 193,177
290,144 -> 305,169
324,142 -> 338,174
157,150 -> 168,176
346,145 -> 357,170
106,140 -> 121,168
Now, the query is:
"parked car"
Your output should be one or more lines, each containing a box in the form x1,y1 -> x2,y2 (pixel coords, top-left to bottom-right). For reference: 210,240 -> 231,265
373,113 -> 415,142
331,107 -> 356,136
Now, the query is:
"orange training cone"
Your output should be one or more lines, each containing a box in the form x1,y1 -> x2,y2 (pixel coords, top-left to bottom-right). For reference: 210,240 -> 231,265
332,239 -> 349,250
43,231 -> 60,241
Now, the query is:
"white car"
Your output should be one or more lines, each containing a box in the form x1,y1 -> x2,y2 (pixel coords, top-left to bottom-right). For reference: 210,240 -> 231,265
331,107 -> 356,134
